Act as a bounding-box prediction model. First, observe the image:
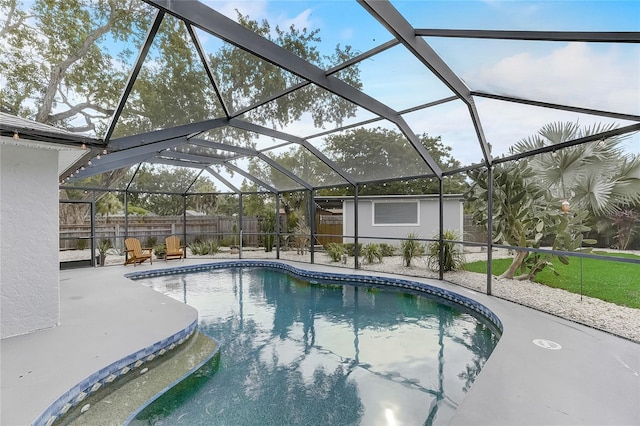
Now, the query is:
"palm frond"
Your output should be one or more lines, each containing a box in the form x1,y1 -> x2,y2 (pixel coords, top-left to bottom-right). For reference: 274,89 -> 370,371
538,121 -> 580,144
511,135 -> 546,154
573,173 -> 617,216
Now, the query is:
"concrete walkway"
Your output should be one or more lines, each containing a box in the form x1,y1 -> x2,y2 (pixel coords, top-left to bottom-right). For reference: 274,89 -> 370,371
1,262 -> 197,426
1,259 -> 639,425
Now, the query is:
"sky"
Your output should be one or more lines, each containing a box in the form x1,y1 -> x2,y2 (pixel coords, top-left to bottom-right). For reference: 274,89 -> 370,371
196,0 -> 639,169
6,0 -> 637,190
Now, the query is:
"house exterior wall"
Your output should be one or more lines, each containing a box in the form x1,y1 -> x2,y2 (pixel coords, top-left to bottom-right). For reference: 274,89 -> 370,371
342,196 -> 464,245
1,144 -> 60,338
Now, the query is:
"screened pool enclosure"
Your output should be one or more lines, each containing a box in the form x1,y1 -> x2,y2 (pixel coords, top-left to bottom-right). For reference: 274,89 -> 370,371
2,1 -> 638,308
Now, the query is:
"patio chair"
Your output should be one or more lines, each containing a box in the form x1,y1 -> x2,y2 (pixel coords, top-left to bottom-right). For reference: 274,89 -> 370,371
124,238 -> 153,266
165,235 -> 185,261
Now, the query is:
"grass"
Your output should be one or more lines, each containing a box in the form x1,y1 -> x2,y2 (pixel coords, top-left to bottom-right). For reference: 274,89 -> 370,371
464,251 -> 640,309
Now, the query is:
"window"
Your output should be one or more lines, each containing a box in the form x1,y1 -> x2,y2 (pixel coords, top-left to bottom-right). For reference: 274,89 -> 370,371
373,201 -> 419,225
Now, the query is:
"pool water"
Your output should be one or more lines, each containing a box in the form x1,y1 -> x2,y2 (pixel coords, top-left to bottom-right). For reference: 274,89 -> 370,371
131,267 -> 499,425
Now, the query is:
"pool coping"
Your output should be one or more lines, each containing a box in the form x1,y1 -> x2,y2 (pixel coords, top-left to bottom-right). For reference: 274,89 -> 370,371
33,322 -> 198,426
123,337 -> 222,424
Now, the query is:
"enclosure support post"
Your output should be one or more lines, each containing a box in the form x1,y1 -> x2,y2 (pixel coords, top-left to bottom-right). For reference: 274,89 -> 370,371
354,184 -> 360,270
439,178 -> 444,281
91,197 -> 96,267
486,166 -> 494,296
183,195 -> 188,258
310,189 -> 316,264
276,193 -> 281,259
124,190 -> 128,239
238,194 -> 243,259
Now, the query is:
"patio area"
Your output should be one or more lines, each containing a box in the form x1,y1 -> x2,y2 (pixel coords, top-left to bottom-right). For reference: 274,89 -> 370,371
2,259 -> 639,425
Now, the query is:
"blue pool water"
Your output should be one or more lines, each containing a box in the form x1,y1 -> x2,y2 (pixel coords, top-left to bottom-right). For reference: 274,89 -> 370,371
131,267 -> 499,425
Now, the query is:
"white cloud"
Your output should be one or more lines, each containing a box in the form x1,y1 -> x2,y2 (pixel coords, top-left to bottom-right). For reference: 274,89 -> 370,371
202,1 -> 315,36
468,42 -> 640,115
275,8 -> 314,32
203,0 -> 269,21
402,41 -> 640,165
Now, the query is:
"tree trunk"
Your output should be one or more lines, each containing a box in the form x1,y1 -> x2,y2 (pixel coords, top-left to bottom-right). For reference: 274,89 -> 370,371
498,250 -> 528,279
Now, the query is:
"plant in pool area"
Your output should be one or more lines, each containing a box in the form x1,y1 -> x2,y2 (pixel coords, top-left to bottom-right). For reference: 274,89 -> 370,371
153,244 -> 166,259
401,233 -> 424,267
97,239 -> 112,266
344,243 -> 362,257
362,243 -> 383,264
379,243 -> 396,257
143,236 -> 158,248
325,243 -> 346,262
261,210 -> 277,252
426,230 -> 465,272
76,238 -> 88,250
189,239 -> 220,256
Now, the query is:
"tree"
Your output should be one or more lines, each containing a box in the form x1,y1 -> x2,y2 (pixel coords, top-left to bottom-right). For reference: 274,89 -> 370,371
209,12 -> 361,131
321,127 -> 467,195
124,165 -> 217,215
96,191 -> 122,223
1,0 -> 151,130
466,161 -> 591,280
511,121 -> 640,218
463,122 -> 635,280
246,127 -> 467,230
214,194 -> 240,217
1,1 -> 362,203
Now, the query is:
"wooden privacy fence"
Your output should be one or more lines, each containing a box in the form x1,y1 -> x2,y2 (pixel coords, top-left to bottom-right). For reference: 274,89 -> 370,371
60,213 -> 483,250
316,214 -> 343,246
60,215 -> 261,250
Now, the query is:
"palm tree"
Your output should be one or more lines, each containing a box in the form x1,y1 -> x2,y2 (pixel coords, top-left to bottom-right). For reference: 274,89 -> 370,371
465,121 -> 639,280
96,192 -> 123,223
511,121 -> 640,217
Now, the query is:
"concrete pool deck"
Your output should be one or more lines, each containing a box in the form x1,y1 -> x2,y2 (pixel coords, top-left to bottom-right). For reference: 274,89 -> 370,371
1,259 -> 639,425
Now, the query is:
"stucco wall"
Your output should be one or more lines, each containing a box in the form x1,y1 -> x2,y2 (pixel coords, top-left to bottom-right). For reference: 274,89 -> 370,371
343,197 -> 464,245
1,144 -> 60,338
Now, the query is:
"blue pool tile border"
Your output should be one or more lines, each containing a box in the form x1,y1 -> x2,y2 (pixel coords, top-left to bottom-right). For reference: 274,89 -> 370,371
126,260 -> 503,334
123,338 -> 222,425
32,319 -> 198,426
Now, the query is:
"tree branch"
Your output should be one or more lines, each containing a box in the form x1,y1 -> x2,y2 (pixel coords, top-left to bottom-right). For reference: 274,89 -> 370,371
50,85 -> 114,122
0,1 -> 33,39
49,102 -> 115,122
36,1 -> 120,124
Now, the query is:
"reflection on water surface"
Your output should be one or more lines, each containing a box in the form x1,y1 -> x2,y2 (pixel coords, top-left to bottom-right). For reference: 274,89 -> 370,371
133,267 -> 498,426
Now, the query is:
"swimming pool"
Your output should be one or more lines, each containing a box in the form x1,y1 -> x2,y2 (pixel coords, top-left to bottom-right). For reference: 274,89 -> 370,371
128,263 -> 500,425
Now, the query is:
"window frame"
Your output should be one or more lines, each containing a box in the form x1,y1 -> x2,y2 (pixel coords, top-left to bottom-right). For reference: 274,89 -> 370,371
371,200 -> 420,226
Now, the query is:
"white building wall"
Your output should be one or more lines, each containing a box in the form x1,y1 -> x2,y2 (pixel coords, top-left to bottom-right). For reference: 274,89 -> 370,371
1,144 -> 60,338
343,197 -> 464,245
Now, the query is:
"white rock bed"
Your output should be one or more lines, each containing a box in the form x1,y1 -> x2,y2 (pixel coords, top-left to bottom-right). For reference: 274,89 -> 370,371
60,247 -> 640,343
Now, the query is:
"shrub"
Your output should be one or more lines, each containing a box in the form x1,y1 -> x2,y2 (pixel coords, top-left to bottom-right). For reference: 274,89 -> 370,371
218,238 -> 232,247
97,238 -> 112,253
189,239 -> 220,256
76,238 -> 88,250
261,211 -> 276,252
143,236 -> 158,248
325,243 -> 346,262
344,243 -> 362,257
401,233 -> 424,267
153,244 -> 166,259
362,243 -> 383,264
97,239 -> 113,266
426,230 -> 465,272
379,243 -> 396,257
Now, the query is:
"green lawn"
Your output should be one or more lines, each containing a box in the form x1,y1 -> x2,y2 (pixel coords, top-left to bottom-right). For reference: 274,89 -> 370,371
464,251 -> 640,309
